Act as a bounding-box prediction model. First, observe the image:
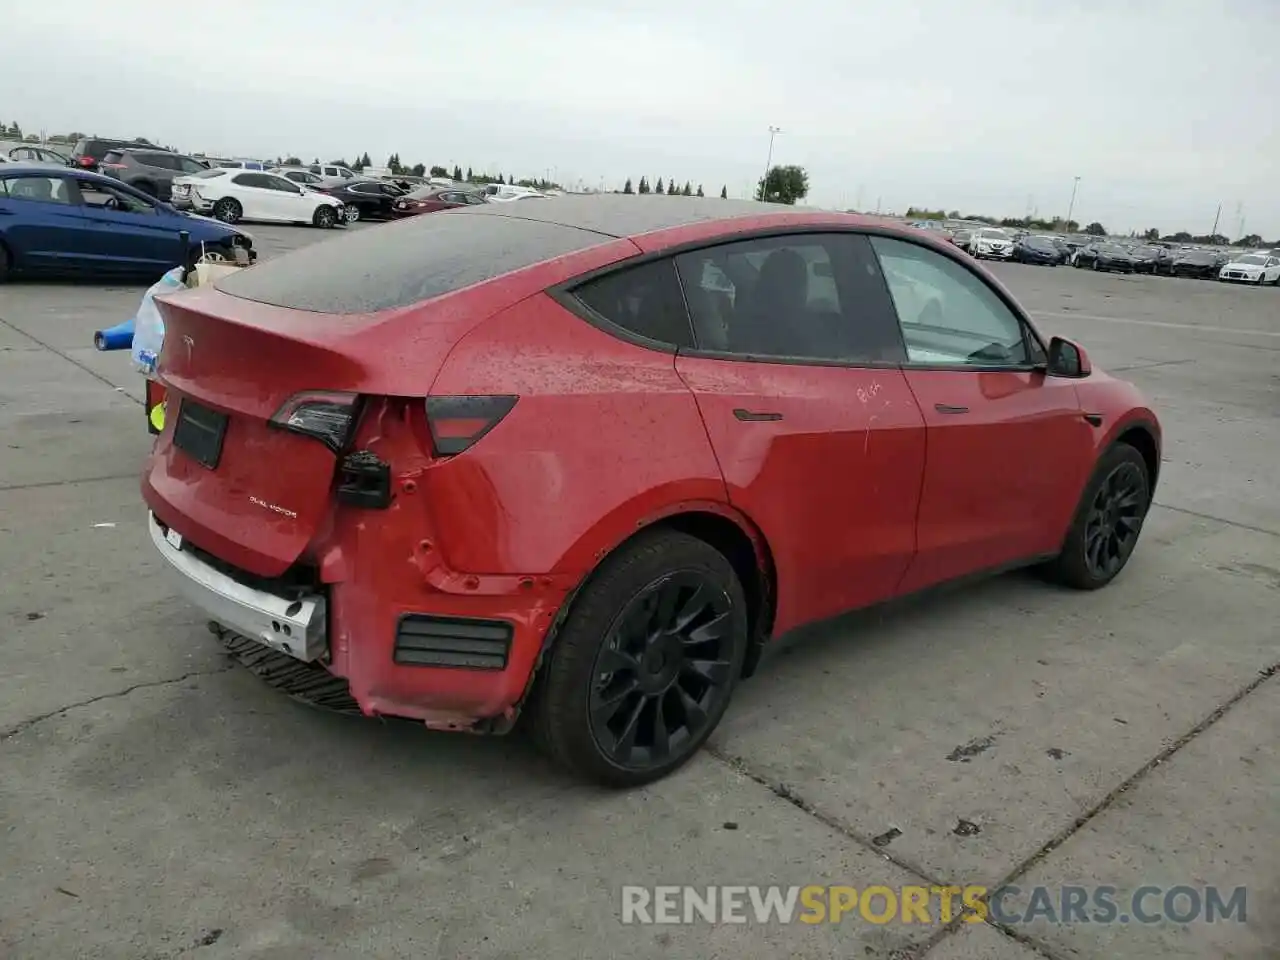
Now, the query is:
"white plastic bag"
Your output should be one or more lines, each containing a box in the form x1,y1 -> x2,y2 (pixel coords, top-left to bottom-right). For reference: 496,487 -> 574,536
130,267 -> 187,375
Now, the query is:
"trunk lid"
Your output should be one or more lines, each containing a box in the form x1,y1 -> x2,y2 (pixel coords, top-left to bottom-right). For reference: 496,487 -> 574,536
141,285 -> 494,578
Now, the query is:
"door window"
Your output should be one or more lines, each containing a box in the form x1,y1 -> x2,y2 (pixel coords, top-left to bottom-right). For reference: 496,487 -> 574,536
232,172 -> 268,188
137,153 -> 178,170
572,258 -> 694,349
870,236 -> 1040,366
259,174 -> 302,194
78,179 -> 156,214
5,175 -> 76,204
674,233 -> 904,363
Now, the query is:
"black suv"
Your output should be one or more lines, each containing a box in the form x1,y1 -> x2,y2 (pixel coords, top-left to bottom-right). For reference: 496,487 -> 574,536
99,149 -> 210,200
69,137 -> 142,172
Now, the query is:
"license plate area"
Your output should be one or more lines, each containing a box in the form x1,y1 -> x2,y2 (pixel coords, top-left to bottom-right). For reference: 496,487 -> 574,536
173,399 -> 228,469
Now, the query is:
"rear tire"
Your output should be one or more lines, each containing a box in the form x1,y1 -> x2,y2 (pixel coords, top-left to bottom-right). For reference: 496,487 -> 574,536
134,180 -> 158,198
212,197 -> 242,224
0,243 -> 9,283
313,205 -> 338,229
528,530 -> 749,787
1041,444 -> 1151,590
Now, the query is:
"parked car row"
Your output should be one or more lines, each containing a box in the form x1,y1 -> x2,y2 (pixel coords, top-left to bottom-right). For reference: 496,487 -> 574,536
1072,242 -> 1279,283
909,220 -> 1277,286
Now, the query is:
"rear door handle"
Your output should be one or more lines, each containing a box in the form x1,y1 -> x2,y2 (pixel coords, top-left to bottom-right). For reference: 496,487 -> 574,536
733,408 -> 783,422
934,403 -> 969,415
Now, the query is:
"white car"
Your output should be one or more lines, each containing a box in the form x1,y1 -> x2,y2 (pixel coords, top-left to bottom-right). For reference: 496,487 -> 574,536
170,168 -> 345,228
969,227 -> 1014,260
482,184 -> 546,202
1218,253 -> 1280,285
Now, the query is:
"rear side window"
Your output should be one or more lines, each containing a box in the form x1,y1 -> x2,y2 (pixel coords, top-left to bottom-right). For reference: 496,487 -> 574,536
674,233 -> 905,363
102,150 -> 125,164
216,212 -> 611,313
572,258 -> 693,349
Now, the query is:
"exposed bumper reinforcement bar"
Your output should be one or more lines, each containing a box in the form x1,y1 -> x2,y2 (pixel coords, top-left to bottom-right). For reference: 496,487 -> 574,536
148,512 -> 328,662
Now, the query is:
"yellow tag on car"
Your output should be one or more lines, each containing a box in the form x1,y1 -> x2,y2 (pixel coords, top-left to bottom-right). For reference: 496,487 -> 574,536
149,402 -> 166,432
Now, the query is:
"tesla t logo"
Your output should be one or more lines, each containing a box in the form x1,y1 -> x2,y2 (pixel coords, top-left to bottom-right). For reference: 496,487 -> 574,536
249,496 -> 298,520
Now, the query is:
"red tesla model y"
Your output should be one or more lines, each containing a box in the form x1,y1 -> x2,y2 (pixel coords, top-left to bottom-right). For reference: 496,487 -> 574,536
142,196 -> 1161,786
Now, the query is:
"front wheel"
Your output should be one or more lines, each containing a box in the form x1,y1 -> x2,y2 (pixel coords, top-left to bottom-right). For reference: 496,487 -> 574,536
528,530 -> 749,787
344,205 -> 361,223
1041,443 -> 1151,590
313,205 -> 338,229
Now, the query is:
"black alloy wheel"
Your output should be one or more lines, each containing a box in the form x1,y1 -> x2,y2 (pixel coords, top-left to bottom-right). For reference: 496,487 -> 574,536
588,571 -> 735,771
528,529 -> 748,787
1081,461 -> 1146,581
1041,443 -> 1150,590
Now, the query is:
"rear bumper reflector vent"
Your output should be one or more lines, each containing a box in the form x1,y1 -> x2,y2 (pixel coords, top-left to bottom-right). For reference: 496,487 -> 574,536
394,615 -> 513,670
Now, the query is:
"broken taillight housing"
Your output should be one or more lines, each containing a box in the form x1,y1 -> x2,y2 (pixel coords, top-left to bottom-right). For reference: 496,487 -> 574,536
269,391 -> 358,452
425,395 -> 517,456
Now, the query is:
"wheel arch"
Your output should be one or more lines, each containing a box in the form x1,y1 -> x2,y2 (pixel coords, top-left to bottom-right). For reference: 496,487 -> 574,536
512,503 -> 778,729
1112,421 -> 1161,496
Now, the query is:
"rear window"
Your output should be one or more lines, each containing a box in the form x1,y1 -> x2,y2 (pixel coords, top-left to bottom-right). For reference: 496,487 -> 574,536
102,150 -> 125,163
215,211 -> 612,314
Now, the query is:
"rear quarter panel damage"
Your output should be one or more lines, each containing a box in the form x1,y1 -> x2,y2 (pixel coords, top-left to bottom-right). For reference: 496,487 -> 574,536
423,293 -> 731,579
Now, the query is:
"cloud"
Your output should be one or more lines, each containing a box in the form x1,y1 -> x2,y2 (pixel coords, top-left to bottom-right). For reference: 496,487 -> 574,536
2,0 -> 1277,234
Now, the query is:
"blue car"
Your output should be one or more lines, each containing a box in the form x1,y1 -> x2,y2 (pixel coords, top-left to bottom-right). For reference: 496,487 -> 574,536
0,162 -> 254,282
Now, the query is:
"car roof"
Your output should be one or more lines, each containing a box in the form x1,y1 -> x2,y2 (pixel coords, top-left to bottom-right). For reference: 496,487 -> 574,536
215,195 -> 934,315
461,194 -> 869,241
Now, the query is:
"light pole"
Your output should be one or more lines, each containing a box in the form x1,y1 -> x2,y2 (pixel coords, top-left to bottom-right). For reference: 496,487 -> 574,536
1065,176 -> 1081,231
760,125 -> 782,201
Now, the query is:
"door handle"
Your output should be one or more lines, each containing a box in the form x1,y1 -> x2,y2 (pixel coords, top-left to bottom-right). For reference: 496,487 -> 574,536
733,408 -> 783,422
934,403 -> 969,414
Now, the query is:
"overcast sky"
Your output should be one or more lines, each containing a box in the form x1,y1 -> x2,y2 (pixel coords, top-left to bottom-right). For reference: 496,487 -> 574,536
3,0 -> 1277,236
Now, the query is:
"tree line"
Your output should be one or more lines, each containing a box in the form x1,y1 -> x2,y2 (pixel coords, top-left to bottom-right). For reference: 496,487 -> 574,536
906,206 -> 1278,247
621,178 -> 715,197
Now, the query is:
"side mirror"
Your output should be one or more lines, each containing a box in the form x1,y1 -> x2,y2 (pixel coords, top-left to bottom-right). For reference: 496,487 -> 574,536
1046,336 -> 1091,378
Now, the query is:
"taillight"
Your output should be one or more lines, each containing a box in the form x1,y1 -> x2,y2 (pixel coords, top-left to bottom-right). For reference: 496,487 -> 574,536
77,156 -> 95,167
425,395 -> 517,456
269,391 -> 358,452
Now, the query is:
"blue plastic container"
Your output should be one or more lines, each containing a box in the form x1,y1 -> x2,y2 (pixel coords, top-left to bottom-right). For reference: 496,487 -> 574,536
93,318 -> 135,351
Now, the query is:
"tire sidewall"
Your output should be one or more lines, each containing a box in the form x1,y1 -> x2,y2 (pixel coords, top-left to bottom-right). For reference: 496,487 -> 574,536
531,531 -> 749,787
